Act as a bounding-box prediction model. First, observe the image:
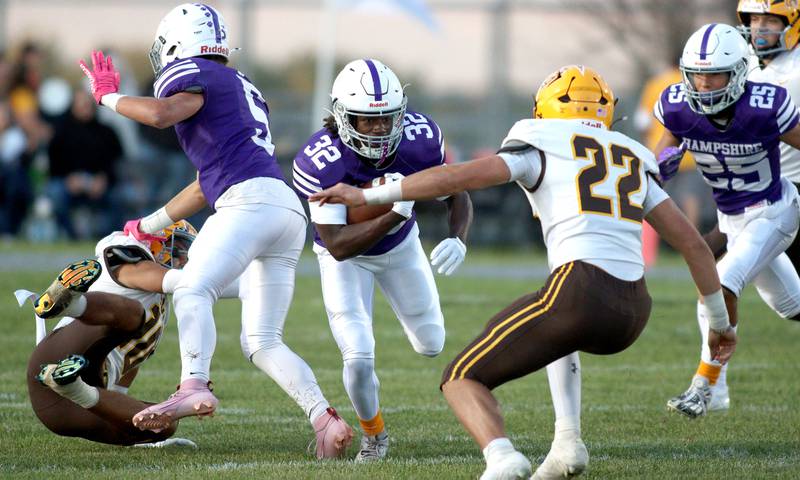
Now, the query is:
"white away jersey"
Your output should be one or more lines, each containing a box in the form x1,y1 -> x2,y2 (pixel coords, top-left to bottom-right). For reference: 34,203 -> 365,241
748,47 -> 800,182
500,119 -> 668,279
55,232 -> 168,388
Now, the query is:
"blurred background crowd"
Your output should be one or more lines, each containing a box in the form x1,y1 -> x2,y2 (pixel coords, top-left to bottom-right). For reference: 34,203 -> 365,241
0,0 -> 735,251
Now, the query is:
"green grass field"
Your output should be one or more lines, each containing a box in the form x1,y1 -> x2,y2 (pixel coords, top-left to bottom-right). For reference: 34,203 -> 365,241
1,248 -> 798,479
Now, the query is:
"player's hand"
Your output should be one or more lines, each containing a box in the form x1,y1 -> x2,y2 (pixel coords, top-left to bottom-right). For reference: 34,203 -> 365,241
430,237 -> 466,276
123,219 -> 166,243
657,142 -> 687,182
391,199 -> 415,219
78,50 -> 120,105
708,326 -> 737,365
310,183 -> 367,207
383,172 -> 405,183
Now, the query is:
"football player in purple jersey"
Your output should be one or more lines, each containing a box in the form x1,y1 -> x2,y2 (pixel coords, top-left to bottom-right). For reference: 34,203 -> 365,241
292,59 -> 473,461
78,3 -> 353,457
654,23 -> 800,419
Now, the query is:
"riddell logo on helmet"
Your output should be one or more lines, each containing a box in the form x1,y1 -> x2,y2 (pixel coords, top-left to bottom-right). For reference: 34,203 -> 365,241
200,45 -> 229,55
370,102 -> 389,107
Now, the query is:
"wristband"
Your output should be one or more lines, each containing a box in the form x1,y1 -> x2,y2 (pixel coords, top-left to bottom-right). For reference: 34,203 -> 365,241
363,181 -> 403,205
140,207 -> 174,233
702,290 -> 730,332
101,93 -> 126,112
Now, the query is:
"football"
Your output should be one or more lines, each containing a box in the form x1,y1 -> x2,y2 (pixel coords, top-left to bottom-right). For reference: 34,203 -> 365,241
346,177 -> 393,224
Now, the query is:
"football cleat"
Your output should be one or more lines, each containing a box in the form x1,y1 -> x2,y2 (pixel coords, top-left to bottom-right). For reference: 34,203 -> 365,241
532,438 -> 589,480
132,378 -> 218,433
480,450 -> 532,480
667,375 -> 711,419
708,383 -> 730,412
311,407 -> 354,459
34,259 -> 102,319
36,354 -> 88,387
354,431 -> 389,462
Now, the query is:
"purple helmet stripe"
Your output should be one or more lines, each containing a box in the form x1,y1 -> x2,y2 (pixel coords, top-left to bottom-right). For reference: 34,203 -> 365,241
699,23 -> 717,60
364,59 -> 383,101
204,4 -> 222,44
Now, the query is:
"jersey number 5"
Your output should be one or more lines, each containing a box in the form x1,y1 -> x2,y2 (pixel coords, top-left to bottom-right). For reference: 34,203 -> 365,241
571,135 -> 643,223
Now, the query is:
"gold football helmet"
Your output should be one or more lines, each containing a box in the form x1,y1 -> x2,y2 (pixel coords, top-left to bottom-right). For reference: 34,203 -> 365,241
150,220 -> 197,268
737,0 -> 800,56
533,65 -> 615,128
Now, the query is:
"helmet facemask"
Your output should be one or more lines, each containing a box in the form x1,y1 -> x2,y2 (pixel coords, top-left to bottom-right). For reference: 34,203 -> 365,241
332,96 -> 407,169
680,59 -> 748,115
150,221 -> 197,268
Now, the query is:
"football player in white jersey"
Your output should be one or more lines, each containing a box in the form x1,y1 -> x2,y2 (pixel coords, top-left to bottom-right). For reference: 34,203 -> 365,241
25,222 -> 201,445
310,65 -> 737,480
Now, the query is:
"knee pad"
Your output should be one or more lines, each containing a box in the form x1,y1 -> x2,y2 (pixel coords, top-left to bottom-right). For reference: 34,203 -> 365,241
343,357 -> 375,379
409,323 -> 445,357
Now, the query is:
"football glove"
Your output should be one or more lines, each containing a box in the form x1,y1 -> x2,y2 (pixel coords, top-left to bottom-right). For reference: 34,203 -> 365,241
78,50 -> 120,105
430,237 -> 466,276
657,142 -> 687,183
123,219 -> 166,243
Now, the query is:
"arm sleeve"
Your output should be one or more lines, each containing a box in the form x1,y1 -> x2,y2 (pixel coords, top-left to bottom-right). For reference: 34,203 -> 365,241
498,150 -> 541,189
642,173 -> 670,215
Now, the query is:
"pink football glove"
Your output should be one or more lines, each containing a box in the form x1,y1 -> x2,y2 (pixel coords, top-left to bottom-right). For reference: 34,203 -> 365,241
124,219 -> 166,243
78,50 -> 120,105
657,142 -> 688,183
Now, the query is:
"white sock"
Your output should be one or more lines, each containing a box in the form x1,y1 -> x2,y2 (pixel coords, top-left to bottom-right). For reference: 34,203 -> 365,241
251,345 -> 329,423
48,373 -> 99,408
342,357 -> 380,421
483,437 -> 515,463
174,291 -> 216,382
63,295 -> 87,318
546,353 -> 582,441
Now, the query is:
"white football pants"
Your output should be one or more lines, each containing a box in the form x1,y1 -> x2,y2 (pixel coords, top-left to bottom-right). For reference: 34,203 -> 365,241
316,225 -> 445,421
174,180 -> 328,420
700,178 -> 800,368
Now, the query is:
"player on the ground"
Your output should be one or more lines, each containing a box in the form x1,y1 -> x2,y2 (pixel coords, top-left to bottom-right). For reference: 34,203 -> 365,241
309,64 -> 736,480
23,222 -> 199,446
77,3 -> 352,457
292,59 -> 473,462
654,23 -> 800,419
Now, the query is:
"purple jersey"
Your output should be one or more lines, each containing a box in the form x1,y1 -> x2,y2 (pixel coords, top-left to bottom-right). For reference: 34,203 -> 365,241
293,111 -> 445,255
154,57 -> 285,206
655,81 -> 800,214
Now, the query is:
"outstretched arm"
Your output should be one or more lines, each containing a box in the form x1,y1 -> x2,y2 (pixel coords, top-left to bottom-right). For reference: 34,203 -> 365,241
310,155 -> 512,207
80,49 -> 203,128
645,197 -> 737,364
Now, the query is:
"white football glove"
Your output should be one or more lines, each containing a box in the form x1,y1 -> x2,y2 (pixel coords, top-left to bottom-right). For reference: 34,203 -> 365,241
391,199 -> 415,219
385,172 -> 414,219
430,237 -> 466,276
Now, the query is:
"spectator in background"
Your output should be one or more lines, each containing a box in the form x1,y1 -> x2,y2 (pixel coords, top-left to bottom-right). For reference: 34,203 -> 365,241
47,90 -> 122,239
138,76 -> 194,206
0,100 -> 32,237
9,42 -> 51,152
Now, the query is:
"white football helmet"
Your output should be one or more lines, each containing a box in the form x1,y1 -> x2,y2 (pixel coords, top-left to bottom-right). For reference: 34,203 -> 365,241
330,59 -> 407,168
679,23 -> 750,115
149,3 -> 230,75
